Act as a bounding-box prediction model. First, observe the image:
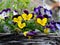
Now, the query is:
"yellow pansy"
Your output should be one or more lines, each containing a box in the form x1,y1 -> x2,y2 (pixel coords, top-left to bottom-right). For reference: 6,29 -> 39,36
13,16 -> 22,23
37,18 -> 47,26
22,13 -> 32,21
18,22 -> 26,29
44,28 -> 50,34
23,31 -> 28,36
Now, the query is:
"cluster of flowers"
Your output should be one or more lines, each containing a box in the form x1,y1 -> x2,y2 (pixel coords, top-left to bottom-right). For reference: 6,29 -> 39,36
0,6 -> 60,37
0,8 -> 18,19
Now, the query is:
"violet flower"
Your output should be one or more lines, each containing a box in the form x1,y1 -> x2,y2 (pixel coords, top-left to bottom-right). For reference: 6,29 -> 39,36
46,20 -> 57,31
27,31 -> 37,36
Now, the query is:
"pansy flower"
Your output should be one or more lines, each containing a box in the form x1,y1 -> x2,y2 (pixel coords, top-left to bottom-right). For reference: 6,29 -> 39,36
0,8 -> 11,19
22,13 -> 33,21
13,15 -> 26,29
46,20 -> 57,31
37,17 -> 47,26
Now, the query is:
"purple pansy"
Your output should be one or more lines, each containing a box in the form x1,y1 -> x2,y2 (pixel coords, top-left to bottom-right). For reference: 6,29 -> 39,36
46,20 -> 57,31
27,31 -> 37,36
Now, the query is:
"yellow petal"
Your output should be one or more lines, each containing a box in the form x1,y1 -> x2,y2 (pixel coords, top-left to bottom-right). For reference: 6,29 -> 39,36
22,13 -> 32,21
37,18 -> 41,24
44,28 -> 50,34
27,14 -> 32,20
18,16 -> 22,21
42,18 -> 47,26
18,22 -> 26,29
23,31 -> 28,36
37,18 -> 47,26
22,13 -> 27,20
13,18 -> 18,22
42,18 -> 47,23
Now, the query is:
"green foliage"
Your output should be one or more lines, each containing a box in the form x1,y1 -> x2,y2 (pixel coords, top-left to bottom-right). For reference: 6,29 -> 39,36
0,0 -> 31,12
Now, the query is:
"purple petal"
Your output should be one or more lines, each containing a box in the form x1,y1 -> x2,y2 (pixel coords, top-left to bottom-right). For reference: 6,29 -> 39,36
44,9 -> 47,13
30,31 -> 37,34
49,24 -> 56,31
37,15 -> 44,19
23,10 -> 29,14
44,14 -> 51,18
46,25 -> 50,28
14,10 -> 18,13
2,9 -> 7,12
27,33 -> 34,36
50,20 -> 56,24
37,6 -> 43,9
27,31 -> 37,36
34,8 -> 38,12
